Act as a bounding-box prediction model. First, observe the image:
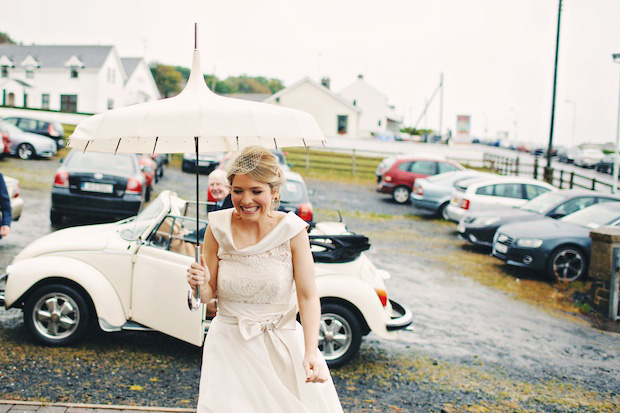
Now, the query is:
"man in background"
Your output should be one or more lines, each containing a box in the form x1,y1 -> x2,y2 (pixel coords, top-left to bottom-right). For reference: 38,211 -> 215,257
0,173 -> 12,239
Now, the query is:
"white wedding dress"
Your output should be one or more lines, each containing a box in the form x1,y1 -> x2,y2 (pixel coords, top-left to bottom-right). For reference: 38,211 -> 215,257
196,208 -> 343,413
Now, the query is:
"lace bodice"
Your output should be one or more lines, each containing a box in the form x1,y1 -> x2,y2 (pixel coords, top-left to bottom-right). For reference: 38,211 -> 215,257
216,241 -> 295,304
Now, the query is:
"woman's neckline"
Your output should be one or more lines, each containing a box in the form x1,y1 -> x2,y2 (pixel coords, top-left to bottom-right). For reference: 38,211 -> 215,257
228,209 -> 292,251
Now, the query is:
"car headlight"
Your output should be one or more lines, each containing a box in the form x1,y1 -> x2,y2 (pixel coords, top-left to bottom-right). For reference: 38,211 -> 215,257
478,217 -> 500,226
515,238 -> 543,248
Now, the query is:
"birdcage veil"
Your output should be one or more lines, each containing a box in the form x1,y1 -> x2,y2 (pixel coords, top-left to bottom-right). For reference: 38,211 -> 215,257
226,146 -> 269,176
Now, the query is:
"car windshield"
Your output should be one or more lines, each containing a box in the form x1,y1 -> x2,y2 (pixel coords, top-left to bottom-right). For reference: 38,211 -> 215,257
561,204 -> 620,228
119,196 -> 165,240
520,192 -> 566,214
67,152 -> 137,174
280,180 -> 307,203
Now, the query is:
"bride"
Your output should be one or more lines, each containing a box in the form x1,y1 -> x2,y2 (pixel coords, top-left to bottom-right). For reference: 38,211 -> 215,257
187,146 -> 343,412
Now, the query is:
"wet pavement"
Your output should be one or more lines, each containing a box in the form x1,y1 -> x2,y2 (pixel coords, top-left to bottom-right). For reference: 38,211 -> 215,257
1,155 -> 619,411
0,400 -> 192,413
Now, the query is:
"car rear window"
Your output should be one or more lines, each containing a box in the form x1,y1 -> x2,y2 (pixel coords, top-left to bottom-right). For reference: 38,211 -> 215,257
438,162 -> 460,174
410,161 -> 437,174
66,152 -> 137,174
280,180 -> 308,203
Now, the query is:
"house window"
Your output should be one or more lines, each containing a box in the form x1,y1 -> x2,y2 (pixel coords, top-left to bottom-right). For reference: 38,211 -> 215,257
1,66 -> 8,78
23,92 -> 28,108
60,94 -> 78,113
42,94 -> 50,110
25,67 -> 34,79
378,120 -> 382,126
353,99 -> 357,106
70,66 -> 79,78
107,99 -> 114,109
337,115 -> 348,134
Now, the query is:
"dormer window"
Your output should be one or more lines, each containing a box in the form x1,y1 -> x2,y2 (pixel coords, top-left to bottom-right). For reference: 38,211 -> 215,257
25,67 -> 34,79
20,55 -> 39,79
64,55 -> 84,79
1,66 -> 8,78
0,55 -> 13,78
70,66 -> 79,78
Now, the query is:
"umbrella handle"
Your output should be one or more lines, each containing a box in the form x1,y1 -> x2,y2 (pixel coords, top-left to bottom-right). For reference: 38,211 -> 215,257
187,245 -> 202,311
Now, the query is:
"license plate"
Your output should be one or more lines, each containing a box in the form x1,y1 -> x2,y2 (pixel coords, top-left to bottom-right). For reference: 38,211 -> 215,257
82,182 -> 113,193
495,243 -> 508,254
457,224 -> 465,233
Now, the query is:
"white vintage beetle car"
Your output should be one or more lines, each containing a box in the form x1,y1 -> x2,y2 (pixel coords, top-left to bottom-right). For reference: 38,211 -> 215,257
0,191 -> 412,367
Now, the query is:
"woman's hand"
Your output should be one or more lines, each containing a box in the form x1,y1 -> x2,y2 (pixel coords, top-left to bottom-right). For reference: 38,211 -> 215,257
187,256 -> 209,292
303,352 -> 327,383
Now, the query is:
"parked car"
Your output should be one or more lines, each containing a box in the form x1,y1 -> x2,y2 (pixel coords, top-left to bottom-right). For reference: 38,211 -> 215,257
3,116 -> 65,149
377,154 -> 466,204
410,170 -> 491,219
458,189 -> 620,247
50,150 -> 146,225
182,152 -> 226,173
557,147 -> 581,164
0,190 -> 412,367
137,155 -> 157,202
445,176 -> 556,222
2,175 -> 24,221
0,123 -> 12,159
492,202 -> 620,281
0,121 -> 57,160
148,154 -> 167,181
574,148 -> 605,168
594,155 -> 618,175
279,171 -> 313,223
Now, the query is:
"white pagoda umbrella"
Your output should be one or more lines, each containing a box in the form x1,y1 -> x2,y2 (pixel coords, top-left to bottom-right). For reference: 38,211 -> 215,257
67,33 -> 326,307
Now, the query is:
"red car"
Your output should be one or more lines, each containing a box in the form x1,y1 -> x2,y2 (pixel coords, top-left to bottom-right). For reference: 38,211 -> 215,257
138,154 -> 157,201
377,155 -> 465,203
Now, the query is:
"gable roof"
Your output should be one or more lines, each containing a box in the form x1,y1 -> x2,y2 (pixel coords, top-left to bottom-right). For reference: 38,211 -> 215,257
264,76 -> 360,112
340,77 -> 388,100
121,57 -> 142,78
0,45 -> 115,69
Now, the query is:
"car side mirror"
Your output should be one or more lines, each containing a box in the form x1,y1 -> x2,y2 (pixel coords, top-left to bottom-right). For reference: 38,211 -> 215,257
549,212 -> 565,219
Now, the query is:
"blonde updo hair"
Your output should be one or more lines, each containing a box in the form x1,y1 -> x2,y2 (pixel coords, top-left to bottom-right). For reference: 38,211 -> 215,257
227,146 -> 286,210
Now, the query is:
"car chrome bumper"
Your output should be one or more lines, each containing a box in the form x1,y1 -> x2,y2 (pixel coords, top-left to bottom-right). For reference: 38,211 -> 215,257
386,299 -> 413,331
0,273 -> 7,307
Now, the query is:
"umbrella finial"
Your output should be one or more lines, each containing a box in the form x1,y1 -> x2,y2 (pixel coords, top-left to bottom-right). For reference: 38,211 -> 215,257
194,22 -> 198,50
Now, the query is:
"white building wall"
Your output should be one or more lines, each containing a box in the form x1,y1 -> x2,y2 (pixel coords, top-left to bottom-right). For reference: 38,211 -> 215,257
339,80 -> 390,138
95,52 -> 126,113
124,61 -> 160,106
269,82 -> 358,139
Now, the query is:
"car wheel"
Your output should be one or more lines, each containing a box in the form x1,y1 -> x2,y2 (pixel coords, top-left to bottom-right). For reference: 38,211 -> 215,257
17,143 -> 35,160
392,186 -> 411,204
145,186 -> 151,202
24,284 -> 90,346
319,303 -> 362,368
438,202 -> 450,220
50,210 -> 63,226
548,246 -> 587,282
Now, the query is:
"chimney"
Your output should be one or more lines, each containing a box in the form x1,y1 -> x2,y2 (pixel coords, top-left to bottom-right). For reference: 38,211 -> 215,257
357,74 -> 364,80
320,77 -> 330,89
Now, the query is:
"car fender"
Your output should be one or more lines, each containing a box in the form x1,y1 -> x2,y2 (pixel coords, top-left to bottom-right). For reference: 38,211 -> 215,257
5,256 -> 127,330
316,275 -> 392,339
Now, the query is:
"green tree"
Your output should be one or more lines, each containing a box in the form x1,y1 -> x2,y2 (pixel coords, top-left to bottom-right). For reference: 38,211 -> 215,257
0,32 -> 16,44
401,127 -> 433,136
150,64 -> 183,98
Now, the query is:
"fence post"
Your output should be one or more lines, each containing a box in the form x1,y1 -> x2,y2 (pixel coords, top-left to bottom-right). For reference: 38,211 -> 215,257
559,170 -> 564,189
569,171 -> 574,189
515,157 -> 520,176
352,149 -> 356,175
610,248 -> 619,321
592,178 -> 597,191
305,147 -> 310,171
533,157 -> 538,180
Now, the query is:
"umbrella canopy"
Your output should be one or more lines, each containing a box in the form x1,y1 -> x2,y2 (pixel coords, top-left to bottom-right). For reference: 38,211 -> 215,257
67,49 -> 326,153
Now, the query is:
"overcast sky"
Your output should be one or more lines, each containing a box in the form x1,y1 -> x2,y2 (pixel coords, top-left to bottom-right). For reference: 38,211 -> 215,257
1,0 -> 619,146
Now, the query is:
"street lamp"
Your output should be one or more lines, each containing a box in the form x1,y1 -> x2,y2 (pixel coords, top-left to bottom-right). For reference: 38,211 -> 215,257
613,53 -> 620,194
565,100 -> 576,148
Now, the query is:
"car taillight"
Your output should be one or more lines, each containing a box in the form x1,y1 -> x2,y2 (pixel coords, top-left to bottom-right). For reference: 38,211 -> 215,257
298,202 -> 313,222
384,175 -> 392,182
1,132 -> 11,153
375,288 -> 388,307
13,184 -> 20,198
54,170 -> 69,188
415,186 -> 423,195
460,199 -> 470,210
126,177 -> 143,194
48,124 -> 60,137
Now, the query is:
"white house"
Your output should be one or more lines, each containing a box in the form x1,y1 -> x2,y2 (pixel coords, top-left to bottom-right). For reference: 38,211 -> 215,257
339,74 -> 403,138
121,57 -> 160,106
263,77 -> 360,139
0,45 -> 158,114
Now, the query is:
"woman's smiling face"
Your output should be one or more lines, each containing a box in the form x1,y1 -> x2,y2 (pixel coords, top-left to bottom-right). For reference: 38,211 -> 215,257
231,174 -> 276,221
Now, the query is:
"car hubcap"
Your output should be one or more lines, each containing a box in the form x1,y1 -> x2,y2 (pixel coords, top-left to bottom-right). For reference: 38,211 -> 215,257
553,249 -> 584,281
318,313 -> 352,361
393,188 -> 409,203
32,293 -> 79,340
18,145 -> 33,159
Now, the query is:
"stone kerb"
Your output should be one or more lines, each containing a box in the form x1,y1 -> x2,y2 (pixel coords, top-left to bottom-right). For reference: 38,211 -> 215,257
590,227 -> 620,316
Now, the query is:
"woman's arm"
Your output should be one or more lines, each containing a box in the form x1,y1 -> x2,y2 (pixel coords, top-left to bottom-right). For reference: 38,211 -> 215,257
291,229 -> 327,383
187,226 -> 219,303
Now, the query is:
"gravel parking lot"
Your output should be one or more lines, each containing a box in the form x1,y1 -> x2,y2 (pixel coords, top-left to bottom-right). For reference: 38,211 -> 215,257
1,156 -> 619,412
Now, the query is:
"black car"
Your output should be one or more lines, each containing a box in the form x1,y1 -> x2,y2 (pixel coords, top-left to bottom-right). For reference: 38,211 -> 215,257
492,202 -> 620,281
557,147 -> 581,164
51,151 -> 146,225
3,116 -> 65,149
182,152 -> 225,174
595,155 -> 618,175
279,171 -> 313,223
458,190 -> 620,247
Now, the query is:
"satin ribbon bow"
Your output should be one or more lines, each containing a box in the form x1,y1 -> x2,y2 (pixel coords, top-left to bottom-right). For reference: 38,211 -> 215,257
237,306 -> 297,340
